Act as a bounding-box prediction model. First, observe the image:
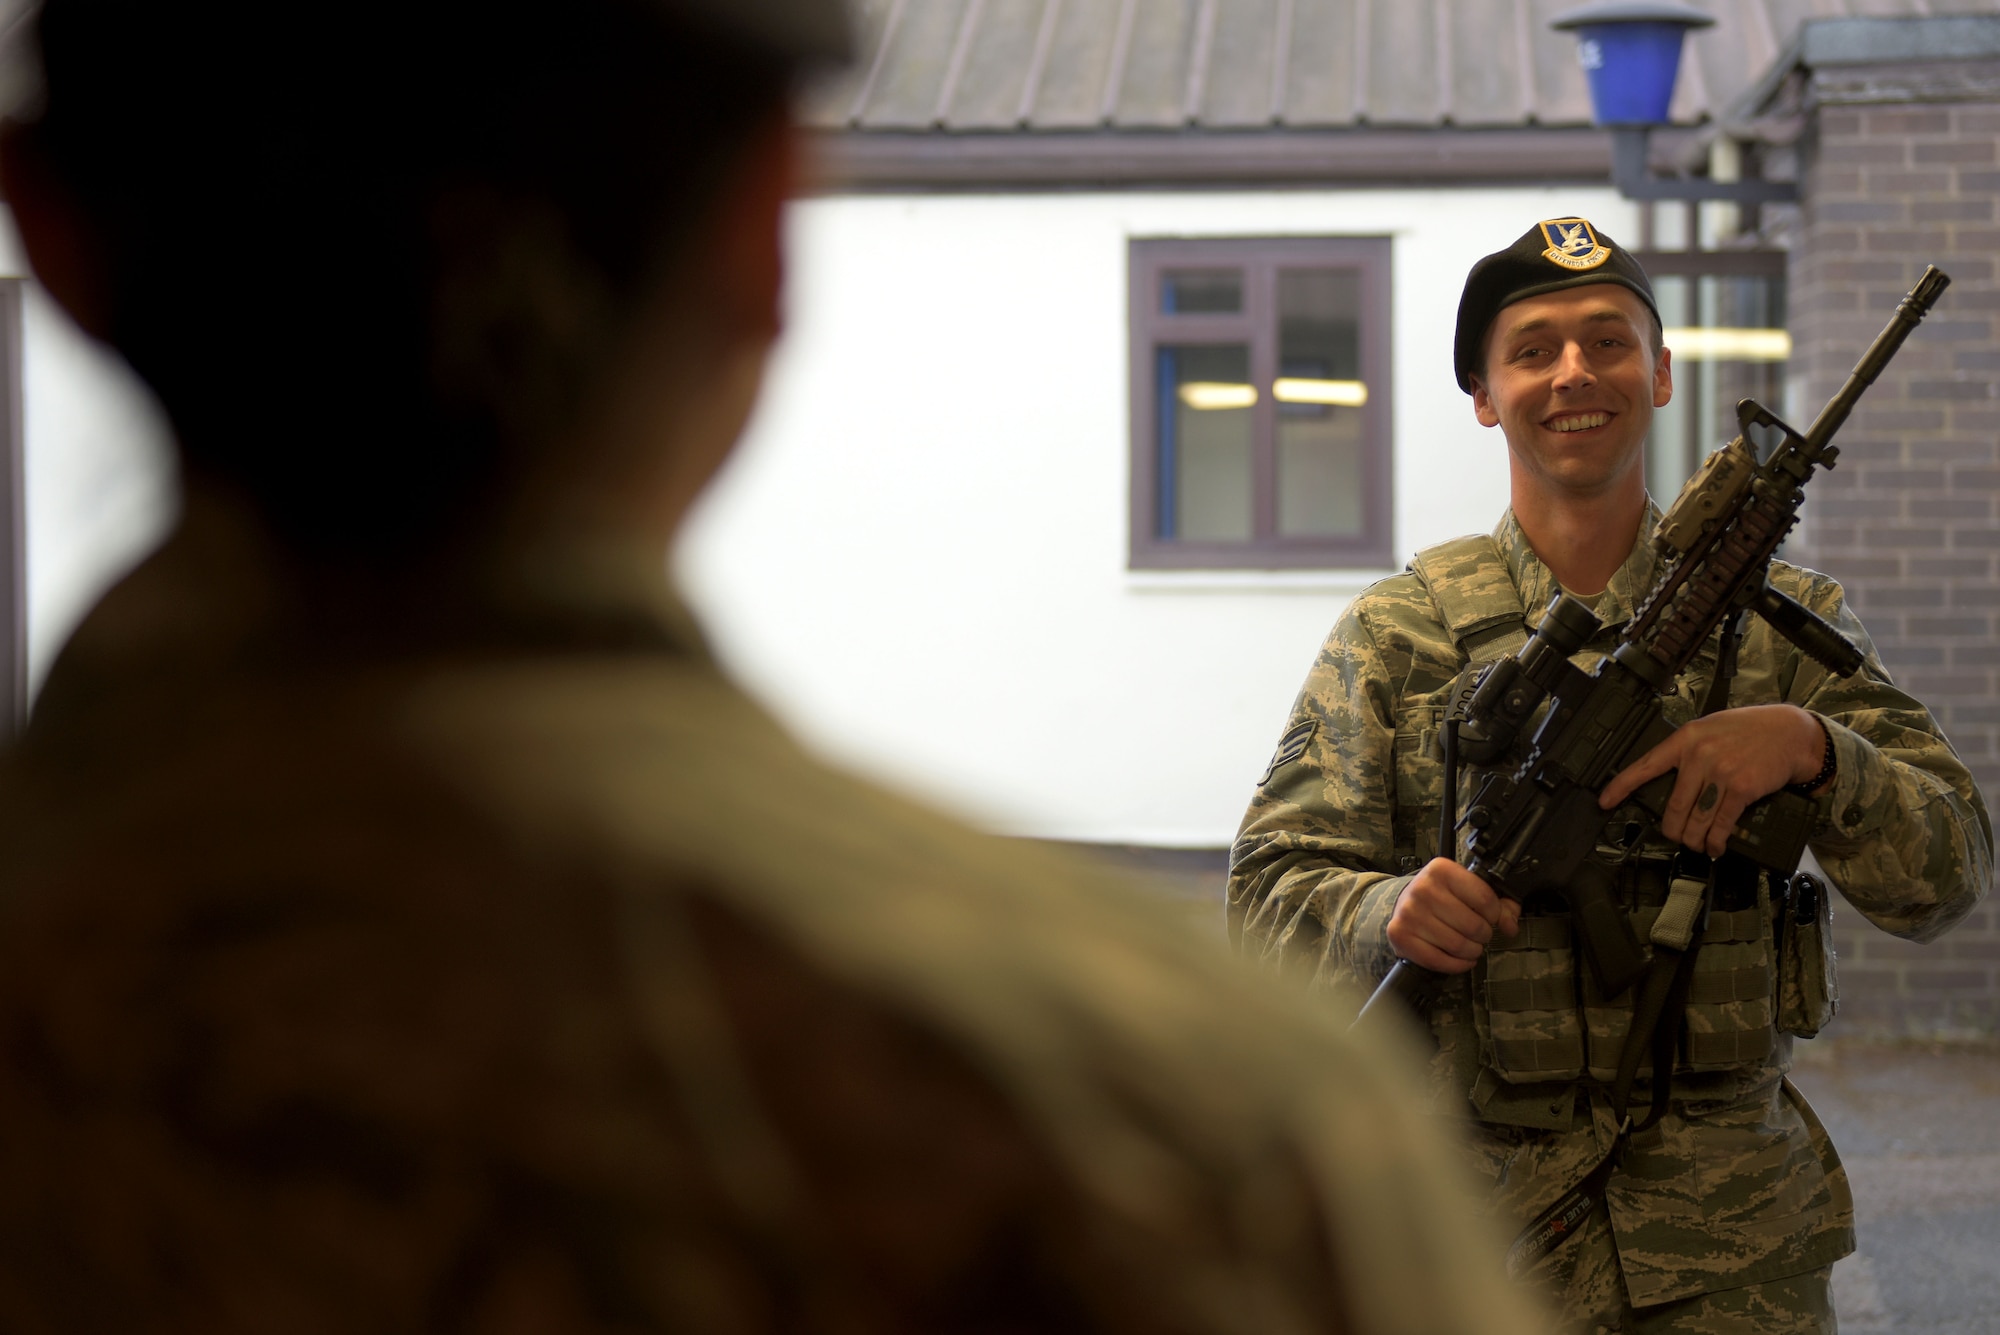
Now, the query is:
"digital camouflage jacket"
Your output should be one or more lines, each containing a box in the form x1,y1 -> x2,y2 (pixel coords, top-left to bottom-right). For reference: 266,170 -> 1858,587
0,491 -> 1548,1335
1229,506 -> 1993,1312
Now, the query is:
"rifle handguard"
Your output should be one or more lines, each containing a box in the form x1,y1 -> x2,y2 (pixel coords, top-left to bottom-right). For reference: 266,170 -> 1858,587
1752,586 -> 1866,677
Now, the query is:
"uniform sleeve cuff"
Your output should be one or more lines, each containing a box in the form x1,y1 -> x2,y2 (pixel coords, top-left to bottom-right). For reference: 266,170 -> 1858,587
1349,873 -> 1412,979
1814,714 -> 1883,843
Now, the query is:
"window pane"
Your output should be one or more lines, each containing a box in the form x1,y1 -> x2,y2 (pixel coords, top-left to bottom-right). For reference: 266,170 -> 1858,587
1158,344 -> 1253,542
1275,268 -> 1365,538
1162,268 -> 1243,314
1698,274 -> 1788,461
1128,237 -> 1394,569
1648,272 -> 1788,502
1647,275 -> 1692,502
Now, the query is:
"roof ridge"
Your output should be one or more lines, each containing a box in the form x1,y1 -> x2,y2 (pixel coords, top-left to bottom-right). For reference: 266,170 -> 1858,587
933,0 -> 988,126
1513,0 -> 1536,122
1183,0 -> 1221,124
1017,0 -> 1063,127
1267,0 -> 1294,123
1434,0 -> 1454,123
846,0 -> 909,127
1351,0 -> 1372,124
1100,0 -> 1140,125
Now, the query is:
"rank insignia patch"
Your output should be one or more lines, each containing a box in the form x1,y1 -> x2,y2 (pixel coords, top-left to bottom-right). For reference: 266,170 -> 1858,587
1260,719 -> 1317,784
1538,217 -> 1611,272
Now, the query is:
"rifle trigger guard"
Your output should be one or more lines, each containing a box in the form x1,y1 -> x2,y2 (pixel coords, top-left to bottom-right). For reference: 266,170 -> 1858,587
1597,808 -> 1650,863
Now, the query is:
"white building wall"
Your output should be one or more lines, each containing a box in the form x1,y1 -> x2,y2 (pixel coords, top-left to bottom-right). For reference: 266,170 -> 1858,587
0,188 -> 1646,848
677,185 -> 1639,846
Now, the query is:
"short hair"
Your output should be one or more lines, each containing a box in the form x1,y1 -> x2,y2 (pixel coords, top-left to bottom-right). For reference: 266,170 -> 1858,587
26,0 -> 805,555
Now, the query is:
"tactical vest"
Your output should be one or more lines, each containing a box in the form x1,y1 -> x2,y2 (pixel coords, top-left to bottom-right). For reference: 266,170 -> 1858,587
1404,535 -> 1794,1126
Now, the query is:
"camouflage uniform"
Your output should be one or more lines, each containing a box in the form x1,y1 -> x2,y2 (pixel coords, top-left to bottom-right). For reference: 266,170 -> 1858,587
1230,505 -> 1993,1327
0,492 -> 1547,1334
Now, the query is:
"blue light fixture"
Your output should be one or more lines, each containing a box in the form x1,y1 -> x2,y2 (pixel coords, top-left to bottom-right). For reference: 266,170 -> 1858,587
1552,0 -> 1713,127
1550,1 -> 1797,203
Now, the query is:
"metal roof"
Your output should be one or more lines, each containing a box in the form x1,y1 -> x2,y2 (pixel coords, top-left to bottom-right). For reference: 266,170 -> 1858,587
808,0 -> 2000,134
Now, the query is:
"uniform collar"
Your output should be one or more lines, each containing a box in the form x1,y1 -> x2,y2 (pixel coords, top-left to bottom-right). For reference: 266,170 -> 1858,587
1491,499 -> 1665,634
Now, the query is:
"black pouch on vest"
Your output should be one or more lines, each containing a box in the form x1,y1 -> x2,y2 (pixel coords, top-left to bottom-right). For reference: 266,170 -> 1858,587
1776,871 -> 1838,1039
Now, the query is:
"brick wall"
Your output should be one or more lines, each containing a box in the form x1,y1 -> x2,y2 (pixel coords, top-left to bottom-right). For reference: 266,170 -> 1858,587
1786,66 -> 2000,1038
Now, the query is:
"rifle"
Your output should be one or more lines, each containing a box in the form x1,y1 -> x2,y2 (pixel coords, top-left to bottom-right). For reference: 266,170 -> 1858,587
1357,266 -> 1951,1025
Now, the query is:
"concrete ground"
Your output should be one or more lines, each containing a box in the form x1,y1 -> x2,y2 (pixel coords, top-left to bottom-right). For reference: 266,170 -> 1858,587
1055,845 -> 2000,1331
1791,1041 -> 2000,1334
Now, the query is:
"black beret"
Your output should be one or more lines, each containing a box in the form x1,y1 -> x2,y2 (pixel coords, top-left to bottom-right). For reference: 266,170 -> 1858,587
1453,218 -> 1659,393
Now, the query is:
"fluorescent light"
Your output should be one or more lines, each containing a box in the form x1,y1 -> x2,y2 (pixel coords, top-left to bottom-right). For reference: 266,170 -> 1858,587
1178,381 -> 1258,410
1273,377 -> 1368,407
1662,327 -> 1793,361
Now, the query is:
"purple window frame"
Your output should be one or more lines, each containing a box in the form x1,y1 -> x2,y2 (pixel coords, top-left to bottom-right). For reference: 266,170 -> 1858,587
1128,236 -> 1394,570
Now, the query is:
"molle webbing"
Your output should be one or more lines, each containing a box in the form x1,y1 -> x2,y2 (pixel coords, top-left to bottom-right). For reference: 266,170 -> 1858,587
1484,917 -> 1584,1078
1687,968 -> 1773,1005
1684,1027 -> 1776,1067
1582,904 -> 1774,1080
1483,905 -> 1776,1082
1486,977 -> 1574,1011
1681,904 -> 1776,1067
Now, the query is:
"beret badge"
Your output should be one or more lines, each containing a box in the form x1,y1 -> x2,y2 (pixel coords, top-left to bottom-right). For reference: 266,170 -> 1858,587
1453,215 -> 1653,392
1539,217 -> 1612,272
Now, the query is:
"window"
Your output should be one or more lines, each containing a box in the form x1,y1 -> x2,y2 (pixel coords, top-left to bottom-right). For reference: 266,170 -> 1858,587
1128,238 -> 1393,569
1634,251 -> 1789,500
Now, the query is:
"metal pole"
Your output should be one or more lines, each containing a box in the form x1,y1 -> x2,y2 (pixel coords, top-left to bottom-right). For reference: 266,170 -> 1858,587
0,279 -> 24,738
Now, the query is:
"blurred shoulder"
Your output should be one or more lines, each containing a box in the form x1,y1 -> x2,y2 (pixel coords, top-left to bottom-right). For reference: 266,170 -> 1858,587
397,652 -> 1543,1332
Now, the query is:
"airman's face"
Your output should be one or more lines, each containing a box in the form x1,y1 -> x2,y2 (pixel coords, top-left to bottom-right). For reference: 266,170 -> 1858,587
1468,283 -> 1672,502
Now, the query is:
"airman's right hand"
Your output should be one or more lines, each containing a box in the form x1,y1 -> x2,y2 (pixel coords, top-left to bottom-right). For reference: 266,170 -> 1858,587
1385,859 -> 1520,974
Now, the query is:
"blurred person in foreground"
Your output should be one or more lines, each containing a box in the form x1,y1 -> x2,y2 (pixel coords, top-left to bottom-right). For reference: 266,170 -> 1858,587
0,1 -> 1543,1330
1230,218 -> 1993,1332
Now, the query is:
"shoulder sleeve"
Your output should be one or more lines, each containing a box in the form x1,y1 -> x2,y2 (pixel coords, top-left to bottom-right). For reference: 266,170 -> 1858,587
1781,568 -> 1994,941
1227,584 -> 1418,991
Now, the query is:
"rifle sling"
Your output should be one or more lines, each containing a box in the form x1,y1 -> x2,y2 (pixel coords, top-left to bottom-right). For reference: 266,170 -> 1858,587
1508,869 -> 1712,1275
1505,1130 -> 1623,1279
1699,609 -> 1746,719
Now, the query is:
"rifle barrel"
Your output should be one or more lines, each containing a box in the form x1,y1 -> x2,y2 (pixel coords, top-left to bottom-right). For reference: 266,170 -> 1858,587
1803,266 -> 1951,454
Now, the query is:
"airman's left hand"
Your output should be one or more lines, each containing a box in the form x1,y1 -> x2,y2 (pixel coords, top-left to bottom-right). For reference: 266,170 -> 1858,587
1597,704 -> 1829,857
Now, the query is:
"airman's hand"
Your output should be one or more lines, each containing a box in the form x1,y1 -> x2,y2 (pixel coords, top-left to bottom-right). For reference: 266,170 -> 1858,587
1597,703 -> 1829,857
1386,858 -> 1520,973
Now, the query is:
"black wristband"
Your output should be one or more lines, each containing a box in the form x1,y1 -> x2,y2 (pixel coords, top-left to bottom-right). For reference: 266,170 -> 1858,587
1788,715 -> 1837,796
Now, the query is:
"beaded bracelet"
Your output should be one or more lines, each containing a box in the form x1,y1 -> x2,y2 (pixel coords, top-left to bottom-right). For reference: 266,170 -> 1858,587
1788,715 -> 1837,796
